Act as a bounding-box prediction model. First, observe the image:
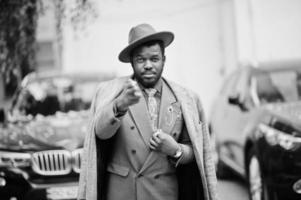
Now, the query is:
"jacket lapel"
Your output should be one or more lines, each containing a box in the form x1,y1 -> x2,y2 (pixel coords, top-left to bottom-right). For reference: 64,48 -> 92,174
138,81 -> 176,173
128,95 -> 153,146
139,81 -> 182,173
158,81 -> 178,135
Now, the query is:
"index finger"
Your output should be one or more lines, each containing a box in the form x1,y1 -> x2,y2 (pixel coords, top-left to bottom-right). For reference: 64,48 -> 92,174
128,79 -> 138,88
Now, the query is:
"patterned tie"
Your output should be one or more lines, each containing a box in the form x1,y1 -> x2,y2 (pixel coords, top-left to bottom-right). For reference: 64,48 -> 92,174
145,88 -> 158,131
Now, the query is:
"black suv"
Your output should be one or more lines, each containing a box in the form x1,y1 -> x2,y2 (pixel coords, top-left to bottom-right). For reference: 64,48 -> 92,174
0,71 -> 113,200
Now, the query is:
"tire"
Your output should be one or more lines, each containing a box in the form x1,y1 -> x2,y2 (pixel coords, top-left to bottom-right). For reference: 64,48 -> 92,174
216,159 -> 234,179
247,148 -> 274,200
215,143 -> 235,179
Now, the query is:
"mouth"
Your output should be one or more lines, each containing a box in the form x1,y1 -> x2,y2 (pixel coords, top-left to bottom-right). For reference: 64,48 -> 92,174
142,73 -> 156,79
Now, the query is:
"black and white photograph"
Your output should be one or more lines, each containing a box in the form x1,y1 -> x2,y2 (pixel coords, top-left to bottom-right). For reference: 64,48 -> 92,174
0,0 -> 301,200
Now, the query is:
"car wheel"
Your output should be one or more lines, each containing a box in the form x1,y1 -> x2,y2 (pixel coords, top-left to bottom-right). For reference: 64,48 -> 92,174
247,149 -> 273,200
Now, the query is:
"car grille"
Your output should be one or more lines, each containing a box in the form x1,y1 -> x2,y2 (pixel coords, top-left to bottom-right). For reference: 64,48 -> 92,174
71,149 -> 82,173
31,149 -> 83,176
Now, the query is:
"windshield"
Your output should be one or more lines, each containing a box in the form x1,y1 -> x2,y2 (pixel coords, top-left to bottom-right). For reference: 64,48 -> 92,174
253,69 -> 301,104
12,76 -> 99,117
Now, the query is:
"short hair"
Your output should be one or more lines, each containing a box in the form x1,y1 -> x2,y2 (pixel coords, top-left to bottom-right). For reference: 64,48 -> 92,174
130,40 -> 165,64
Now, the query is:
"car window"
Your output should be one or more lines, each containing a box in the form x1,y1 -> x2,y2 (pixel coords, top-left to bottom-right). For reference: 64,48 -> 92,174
220,70 -> 240,95
254,69 -> 301,104
12,76 -> 99,117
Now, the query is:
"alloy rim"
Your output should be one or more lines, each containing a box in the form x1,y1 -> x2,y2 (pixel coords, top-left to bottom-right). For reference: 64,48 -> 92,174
249,156 -> 262,200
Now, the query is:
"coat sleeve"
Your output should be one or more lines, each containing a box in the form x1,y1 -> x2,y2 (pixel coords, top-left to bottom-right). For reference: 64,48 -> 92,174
78,78 -> 124,200
92,81 -> 123,139
195,96 -> 219,200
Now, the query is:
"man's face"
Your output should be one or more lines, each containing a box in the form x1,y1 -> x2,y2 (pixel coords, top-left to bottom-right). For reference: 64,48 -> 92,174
131,43 -> 165,88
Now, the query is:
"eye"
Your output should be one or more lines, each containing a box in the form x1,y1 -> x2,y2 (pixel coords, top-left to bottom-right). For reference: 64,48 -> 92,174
151,57 -> 160,62
135,57 -> 145,63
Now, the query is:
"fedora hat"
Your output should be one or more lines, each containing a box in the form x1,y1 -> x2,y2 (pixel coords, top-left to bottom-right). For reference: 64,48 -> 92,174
118,23 -> 174,63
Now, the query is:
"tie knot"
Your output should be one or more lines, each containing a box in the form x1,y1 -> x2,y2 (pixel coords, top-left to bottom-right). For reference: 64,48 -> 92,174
145,88 -> 157,97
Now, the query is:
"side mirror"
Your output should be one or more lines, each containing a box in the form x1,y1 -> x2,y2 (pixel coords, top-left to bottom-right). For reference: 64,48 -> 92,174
228,95 -> 248,111
0,108 -> 5,123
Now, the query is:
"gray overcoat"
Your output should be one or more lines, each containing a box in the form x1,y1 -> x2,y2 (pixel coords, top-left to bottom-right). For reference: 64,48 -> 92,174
77,76 -> 218,200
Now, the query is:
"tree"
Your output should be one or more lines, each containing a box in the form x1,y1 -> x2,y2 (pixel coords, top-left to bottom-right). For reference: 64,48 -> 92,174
0,0 -> 38,96
0,0 -> 97,98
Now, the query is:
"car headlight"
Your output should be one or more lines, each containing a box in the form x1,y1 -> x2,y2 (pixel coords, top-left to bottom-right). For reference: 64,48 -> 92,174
0,151 -> 31,167
258,124 -> 301,150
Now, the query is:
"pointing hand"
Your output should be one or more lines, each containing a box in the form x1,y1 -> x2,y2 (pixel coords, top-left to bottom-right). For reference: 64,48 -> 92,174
115,79 -> 142,112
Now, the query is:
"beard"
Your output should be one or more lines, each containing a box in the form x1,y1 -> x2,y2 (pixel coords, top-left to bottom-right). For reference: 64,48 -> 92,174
134,69 -> 163,88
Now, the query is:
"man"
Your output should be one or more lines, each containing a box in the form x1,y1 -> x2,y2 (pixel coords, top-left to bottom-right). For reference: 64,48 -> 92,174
78,23 -> 218,200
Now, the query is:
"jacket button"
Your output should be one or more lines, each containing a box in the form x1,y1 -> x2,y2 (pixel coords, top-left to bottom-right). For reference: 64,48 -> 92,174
137,174 -> 143,178
131,149 -> 136,154
173,132 -> 177,137
130,126 -> 135,130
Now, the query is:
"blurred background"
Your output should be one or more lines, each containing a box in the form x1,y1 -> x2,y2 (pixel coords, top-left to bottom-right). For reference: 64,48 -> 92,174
1,0 -> 300,113
0,0 -> 301,200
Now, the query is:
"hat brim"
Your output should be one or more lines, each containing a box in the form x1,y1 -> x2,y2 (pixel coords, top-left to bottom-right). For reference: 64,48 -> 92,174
118,31 -> 174,63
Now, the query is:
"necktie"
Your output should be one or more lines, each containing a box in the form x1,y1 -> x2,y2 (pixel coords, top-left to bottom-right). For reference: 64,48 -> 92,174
145,88 -> 158,131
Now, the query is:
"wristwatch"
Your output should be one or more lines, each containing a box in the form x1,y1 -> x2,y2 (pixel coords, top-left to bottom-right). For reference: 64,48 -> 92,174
173,146 -> 183,159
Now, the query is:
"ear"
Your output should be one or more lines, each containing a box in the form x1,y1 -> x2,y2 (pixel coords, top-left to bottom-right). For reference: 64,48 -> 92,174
163,55 -> 166,63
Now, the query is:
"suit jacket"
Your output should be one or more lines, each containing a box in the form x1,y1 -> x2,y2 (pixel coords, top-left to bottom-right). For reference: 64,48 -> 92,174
77,76 -> 218,200
104,80 -> 186,200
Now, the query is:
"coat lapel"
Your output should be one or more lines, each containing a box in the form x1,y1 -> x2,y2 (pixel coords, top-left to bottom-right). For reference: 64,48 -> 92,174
169,81 -> 213,200
167,80 -> 204,168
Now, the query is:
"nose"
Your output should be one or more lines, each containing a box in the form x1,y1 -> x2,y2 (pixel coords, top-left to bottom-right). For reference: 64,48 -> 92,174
144,60 -> 153,70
